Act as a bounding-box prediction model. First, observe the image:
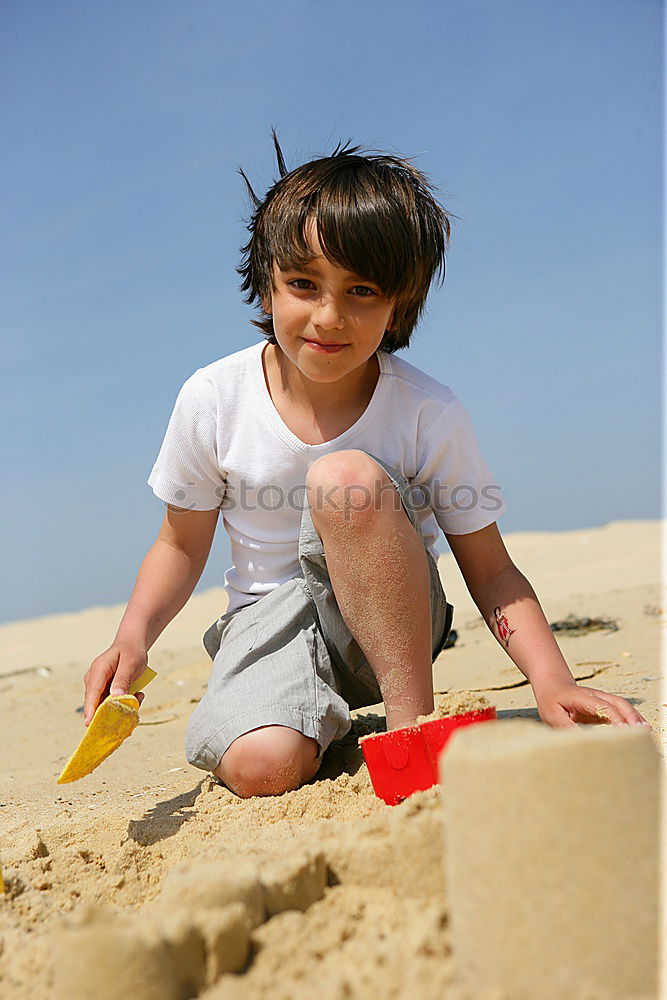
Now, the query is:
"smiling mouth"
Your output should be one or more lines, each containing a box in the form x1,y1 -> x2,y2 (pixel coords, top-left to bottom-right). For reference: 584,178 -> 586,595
304,338 -> 348,349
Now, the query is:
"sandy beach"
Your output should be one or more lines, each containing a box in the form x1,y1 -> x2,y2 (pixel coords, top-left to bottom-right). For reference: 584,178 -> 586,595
0,518 -> 663,999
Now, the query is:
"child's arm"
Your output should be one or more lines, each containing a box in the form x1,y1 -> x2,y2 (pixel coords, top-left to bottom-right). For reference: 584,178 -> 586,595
445,523 -> 652,729
83,505 -> 219,725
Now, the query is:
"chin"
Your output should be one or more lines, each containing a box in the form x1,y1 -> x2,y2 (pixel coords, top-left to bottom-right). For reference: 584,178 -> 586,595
300,363 -> 350,380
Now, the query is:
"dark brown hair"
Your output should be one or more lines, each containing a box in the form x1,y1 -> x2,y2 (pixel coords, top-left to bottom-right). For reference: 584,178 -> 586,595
237,129 -> 453,352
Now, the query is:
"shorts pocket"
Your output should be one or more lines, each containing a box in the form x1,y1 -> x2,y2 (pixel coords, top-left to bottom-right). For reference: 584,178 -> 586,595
203,605 -> 257,661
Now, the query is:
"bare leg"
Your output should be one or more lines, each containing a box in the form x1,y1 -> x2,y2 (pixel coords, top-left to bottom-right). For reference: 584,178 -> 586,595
306,450 -> 434,730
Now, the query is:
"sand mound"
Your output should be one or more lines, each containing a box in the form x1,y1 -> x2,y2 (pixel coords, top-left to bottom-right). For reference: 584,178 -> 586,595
416,690 -> 492,723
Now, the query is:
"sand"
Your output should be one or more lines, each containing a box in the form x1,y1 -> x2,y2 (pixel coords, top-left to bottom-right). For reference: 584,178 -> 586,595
415,690 -> 492,723
0,519 -> 663,999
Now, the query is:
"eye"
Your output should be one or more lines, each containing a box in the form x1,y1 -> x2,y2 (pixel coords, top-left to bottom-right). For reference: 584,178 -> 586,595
351,285 -> 378,297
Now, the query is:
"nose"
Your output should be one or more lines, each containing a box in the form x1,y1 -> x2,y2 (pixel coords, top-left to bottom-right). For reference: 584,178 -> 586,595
312,295 -> 345,331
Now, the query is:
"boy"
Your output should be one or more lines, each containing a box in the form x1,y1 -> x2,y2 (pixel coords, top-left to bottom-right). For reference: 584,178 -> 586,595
83,133 -> 651,799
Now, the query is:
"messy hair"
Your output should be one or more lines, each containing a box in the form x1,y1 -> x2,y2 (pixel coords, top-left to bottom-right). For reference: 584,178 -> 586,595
237,129 -> 453,352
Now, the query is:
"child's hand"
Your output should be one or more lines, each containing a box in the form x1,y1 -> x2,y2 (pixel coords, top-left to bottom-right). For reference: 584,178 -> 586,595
535,681 -> 652,730
83,642 -> 148,726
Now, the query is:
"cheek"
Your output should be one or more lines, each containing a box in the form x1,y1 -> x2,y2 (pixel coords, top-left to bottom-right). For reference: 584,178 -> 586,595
352,303 -> 394,332
274,296 -> 308,328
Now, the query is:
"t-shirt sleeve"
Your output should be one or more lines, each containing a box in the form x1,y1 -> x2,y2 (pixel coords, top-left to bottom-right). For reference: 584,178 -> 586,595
415,396 -> 509,535
147,372 -> 226,511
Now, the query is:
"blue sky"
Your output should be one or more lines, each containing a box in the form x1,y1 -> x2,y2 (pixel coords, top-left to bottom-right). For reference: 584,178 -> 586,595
1,0 -> 662,624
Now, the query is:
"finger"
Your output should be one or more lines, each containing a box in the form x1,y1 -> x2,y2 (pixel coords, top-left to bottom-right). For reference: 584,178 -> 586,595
574,693 -> 627,726
83,664 -> 115,726
109,665 -> 145,697
591,692 -> 652,729
541,702 -> 578,730
136,692 -> 145,707
552,706 -> 578,730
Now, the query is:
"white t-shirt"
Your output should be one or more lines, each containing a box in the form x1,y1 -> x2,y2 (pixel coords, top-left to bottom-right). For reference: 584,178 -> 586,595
147,340 -> 508,614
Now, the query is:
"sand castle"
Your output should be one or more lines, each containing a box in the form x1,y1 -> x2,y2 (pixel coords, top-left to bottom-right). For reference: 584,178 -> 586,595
440,720 -> 660,1000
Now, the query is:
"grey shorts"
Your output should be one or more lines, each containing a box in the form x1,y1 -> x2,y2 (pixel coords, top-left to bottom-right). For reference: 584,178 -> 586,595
184,452 -> 455,772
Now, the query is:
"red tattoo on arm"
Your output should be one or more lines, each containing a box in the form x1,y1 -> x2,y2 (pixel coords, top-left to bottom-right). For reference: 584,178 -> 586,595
493,606 -> 516,648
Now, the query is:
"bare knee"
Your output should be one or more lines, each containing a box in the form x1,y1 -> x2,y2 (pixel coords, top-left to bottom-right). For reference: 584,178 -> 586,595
305,450 -> 397,529
213,726 -> 321,798
306,449 -> 381,492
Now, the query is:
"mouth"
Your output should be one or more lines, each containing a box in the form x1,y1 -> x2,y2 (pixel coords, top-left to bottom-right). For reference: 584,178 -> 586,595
303,339 -> 348,353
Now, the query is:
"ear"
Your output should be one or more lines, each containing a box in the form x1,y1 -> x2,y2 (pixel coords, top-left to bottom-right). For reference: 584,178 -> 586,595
261,294 -> 272,315
386,306 -> 396,332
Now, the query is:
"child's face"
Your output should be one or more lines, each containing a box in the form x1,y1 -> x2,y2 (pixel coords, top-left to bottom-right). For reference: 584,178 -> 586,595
263,220 -> 396,385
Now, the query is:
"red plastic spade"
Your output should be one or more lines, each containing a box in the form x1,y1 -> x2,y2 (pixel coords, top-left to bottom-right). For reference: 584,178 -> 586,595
360,706 -> 497,805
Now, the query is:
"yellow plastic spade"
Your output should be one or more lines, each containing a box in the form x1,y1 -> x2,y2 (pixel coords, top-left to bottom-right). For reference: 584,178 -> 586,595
57,666 -> 157,784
